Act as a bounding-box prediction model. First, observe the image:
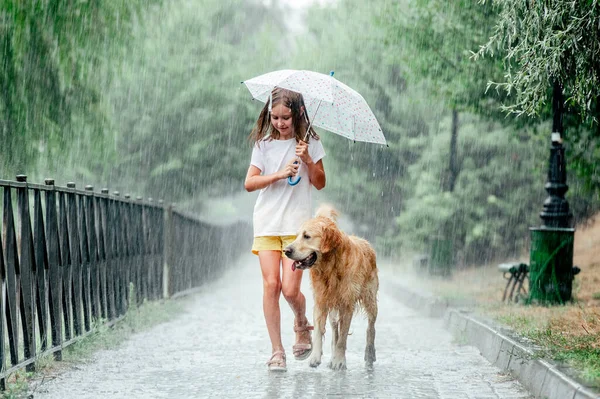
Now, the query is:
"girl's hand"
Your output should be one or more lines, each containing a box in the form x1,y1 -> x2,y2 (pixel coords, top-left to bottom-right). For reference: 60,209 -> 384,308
280,158 -> 300,179
295,141 -> 312,164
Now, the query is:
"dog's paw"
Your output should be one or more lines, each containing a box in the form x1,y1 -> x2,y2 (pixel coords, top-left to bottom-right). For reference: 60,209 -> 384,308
308,355 -> 321,368
328,355 -> 347,371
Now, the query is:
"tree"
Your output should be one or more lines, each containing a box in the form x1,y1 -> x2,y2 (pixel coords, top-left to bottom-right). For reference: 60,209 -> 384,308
293,0 -> 431,246
0,1 -> 156,176
104,0 -> 287,206
476,0 -> 600,202
382,0 -> 510,195
395,116 -> 545,264
477,0 -> 600,124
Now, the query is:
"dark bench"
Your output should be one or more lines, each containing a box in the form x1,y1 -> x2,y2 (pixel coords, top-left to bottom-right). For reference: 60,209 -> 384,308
498,262 -> 529,303
499,262 -> 581,303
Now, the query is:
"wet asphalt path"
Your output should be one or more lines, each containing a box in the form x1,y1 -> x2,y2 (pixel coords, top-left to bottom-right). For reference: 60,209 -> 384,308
32,254 -> 532,398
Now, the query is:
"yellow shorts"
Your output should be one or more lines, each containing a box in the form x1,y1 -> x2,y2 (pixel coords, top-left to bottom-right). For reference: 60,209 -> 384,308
252,235 -> 297,257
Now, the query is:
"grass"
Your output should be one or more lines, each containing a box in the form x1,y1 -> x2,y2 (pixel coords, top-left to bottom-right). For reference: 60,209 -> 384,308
490,304 -> 600,386
0,288 -> 187,398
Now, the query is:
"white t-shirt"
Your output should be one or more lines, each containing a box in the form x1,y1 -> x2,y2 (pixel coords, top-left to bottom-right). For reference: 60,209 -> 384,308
251,137 -> 326,237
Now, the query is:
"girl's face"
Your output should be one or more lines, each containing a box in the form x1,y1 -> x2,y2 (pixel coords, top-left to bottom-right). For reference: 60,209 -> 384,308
270,103 -> 294,139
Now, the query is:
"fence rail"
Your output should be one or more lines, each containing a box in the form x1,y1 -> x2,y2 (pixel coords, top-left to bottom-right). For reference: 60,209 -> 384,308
0,175 -> 251,388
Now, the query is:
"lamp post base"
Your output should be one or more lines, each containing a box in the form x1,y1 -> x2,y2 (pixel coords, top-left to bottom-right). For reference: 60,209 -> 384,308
428,236 -> 454,278
529,227 -> 575,304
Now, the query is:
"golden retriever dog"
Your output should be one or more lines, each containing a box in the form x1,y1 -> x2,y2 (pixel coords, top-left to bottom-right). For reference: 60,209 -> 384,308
284,204 -> 378,370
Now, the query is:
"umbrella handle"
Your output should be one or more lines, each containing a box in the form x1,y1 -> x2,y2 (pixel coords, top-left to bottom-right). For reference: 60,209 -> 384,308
287,161 -> 301,186
287,175 -> 301,186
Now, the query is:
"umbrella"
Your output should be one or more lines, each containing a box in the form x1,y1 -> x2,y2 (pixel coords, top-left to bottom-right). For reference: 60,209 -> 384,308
242,69 -> 387,184
242,69 -> 386,145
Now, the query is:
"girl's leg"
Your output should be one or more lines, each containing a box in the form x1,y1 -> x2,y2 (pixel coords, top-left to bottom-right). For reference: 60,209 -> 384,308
259,251 -> 284,354
281,257 -> 312,356
281,257 -> 306,319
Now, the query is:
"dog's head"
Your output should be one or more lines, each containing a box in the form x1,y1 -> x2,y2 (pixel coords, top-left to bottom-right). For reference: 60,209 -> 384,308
284,205 -> 342,271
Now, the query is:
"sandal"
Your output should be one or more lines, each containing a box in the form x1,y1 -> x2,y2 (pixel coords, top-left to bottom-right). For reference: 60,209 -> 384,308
293,316 -> 314,361
266,351 -> 287,372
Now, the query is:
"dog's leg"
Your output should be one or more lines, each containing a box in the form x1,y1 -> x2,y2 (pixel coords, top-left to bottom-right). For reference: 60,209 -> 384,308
308,305 -> 327,368
329,309 -> 339,358
329,306 -> 353,370
364,279 -> 378,367
364,303 -> 377,367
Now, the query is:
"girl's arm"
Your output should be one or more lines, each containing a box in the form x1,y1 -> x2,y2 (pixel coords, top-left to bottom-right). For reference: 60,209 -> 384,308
304,159 -> 326,190
244,160 -> 299,192
296,141 -> 326,190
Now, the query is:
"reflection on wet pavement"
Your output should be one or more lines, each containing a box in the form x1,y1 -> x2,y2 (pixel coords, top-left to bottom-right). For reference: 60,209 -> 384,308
33,254 -> 532,399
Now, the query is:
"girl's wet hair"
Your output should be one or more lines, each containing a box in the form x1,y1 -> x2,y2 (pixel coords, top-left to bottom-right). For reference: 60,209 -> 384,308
248,87 -> 319,145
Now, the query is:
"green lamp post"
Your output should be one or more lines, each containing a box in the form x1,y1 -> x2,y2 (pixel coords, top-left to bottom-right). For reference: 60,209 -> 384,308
529,82 -> 575,304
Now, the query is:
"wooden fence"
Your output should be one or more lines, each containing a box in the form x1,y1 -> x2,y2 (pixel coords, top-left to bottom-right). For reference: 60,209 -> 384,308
0,175 -> 251,388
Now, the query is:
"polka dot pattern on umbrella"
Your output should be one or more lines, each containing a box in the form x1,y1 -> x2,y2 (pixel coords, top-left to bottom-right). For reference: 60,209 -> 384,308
242,69 -> 386,145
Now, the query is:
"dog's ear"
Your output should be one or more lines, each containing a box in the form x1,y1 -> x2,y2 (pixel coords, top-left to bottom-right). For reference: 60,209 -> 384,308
316,204 -> 339,223
320,220 -> 342,253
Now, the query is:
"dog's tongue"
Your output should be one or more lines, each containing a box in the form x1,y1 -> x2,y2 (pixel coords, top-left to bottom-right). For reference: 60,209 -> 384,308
291,262 -> 296,272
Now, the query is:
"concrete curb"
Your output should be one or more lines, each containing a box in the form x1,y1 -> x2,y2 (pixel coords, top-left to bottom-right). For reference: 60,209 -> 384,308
387,281 -> 600,399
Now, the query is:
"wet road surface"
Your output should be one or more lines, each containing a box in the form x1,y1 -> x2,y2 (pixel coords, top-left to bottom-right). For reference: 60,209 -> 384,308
33,254 -> 532,398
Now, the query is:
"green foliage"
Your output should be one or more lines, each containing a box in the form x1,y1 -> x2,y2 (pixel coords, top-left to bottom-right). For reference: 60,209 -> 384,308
383,0 -> 508,118
395,115 -> 545,264
370,0 -> 548,259
477,0 -> 600,125
1,369 -> 33,399
105,0 -> 286,206
296,0 -> 431,244
475,0 -> 600,209
0,0 -> 156,177
377,0 -> 600,258
3,0 -> 599,269
522,325 -> 600,386
561,114 -> 600,209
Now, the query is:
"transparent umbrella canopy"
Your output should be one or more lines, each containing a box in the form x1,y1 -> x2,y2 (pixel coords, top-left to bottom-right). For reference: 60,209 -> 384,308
242,69 -> 387,146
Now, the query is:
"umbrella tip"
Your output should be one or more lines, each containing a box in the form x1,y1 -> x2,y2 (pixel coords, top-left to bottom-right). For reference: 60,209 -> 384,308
329,70 -> 334,77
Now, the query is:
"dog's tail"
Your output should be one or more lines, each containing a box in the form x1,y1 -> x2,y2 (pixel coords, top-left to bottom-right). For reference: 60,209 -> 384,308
315,203 -> 339,223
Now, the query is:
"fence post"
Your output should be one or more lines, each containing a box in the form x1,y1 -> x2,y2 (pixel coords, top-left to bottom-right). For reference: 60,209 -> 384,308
100,188 -> 115,320
137,197 -> 148,303
124,194 -> 132,312
45,179 -> 63,360
66,182 -> 84,336
157,200 -> 165,300
78,188 -> 91,332
96,190 -> 107,319
163,204 -> 173,298
85,185 -> 100,322
15,175 -> 36,371
4,184 -> 19,367
33,189 -> 49,350
112,191 -> 125,316
58,187 -> 73,339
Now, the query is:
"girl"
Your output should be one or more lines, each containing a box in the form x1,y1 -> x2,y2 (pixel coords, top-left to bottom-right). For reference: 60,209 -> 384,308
244,87 -> 326,372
